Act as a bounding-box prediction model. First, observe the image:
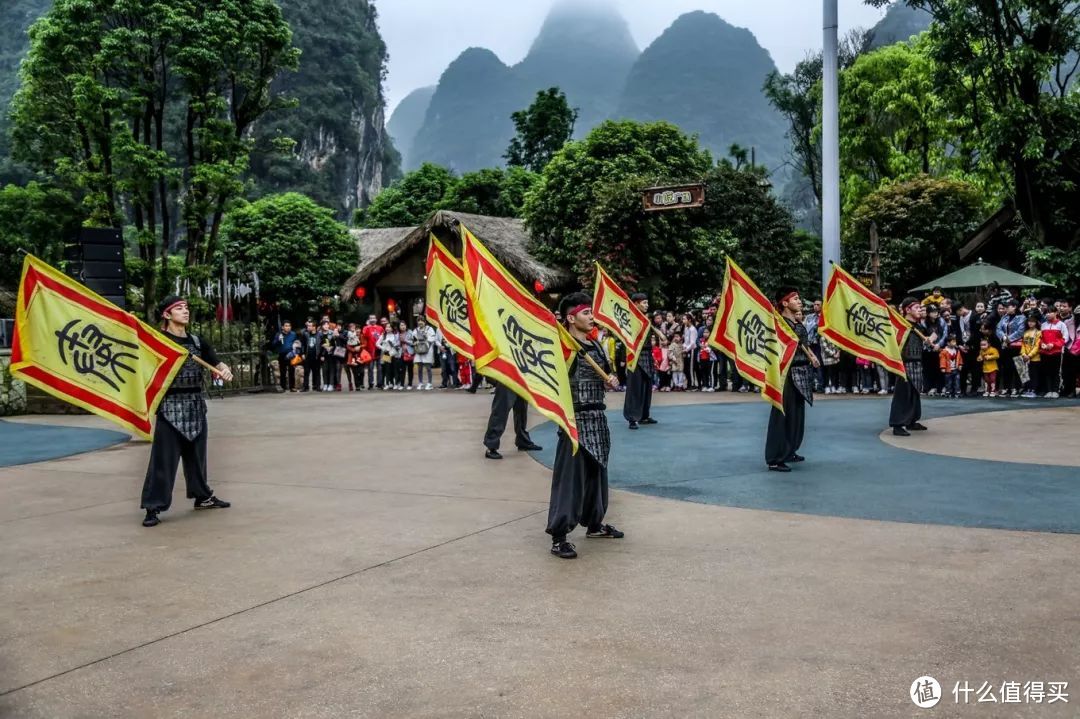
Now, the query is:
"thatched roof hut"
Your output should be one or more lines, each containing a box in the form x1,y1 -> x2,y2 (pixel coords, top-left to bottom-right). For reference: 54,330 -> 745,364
339,210 -> 571,304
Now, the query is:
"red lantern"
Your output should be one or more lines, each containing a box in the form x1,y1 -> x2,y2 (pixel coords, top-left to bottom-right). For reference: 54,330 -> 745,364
354,286 -> 367,300
386,298 -> 397,314
533,280 -> 545,294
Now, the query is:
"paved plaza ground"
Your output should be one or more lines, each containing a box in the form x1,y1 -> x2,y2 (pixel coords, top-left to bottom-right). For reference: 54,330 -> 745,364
1,390 -> 1079,717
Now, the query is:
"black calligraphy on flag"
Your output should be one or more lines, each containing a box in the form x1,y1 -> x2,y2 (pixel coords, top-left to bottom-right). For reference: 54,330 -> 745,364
612,302 -> 634,336
54,318 -> 139,391
439,285 -> 470,335
498,309 -> 559,393
845,303 -> 890,347
736,310 -> 780,365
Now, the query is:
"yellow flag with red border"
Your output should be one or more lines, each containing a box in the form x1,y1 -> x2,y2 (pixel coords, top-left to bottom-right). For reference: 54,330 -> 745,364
461,224 -> 579,452
820,264 -> 907,378
10,254 -> 188,438
425,234 -> 474,360
706,257 -> 799,411
890,305 -> 915,351
591,262 -> 649,372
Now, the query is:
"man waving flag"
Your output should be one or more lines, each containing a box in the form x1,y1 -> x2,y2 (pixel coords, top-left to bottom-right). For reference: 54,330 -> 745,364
820,263 -> 907,378
591,262 -> 649,371
425,234 -> 473,359
461,223 -> 579,453
707,257 -> 799,411
10,254 -> 187,438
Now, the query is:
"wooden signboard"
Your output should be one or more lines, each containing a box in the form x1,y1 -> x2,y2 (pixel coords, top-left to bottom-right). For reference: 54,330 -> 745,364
641,183 -> 706,212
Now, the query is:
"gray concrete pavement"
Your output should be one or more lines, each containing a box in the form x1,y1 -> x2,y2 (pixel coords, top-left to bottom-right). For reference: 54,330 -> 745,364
1,391 -> 1079,718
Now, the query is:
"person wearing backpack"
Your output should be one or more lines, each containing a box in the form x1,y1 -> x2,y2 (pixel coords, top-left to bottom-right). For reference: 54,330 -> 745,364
410,317 -> 437,390
272,320 -> 297,392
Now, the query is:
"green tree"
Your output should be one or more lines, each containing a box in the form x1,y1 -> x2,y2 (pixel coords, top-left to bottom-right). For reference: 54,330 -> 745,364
358,163 -> 457,228
842,174 -> 984,295
0,182 -> 81,287
866,0 -> 1080,273
505,88 -> 578,173
437,167 -> 538,217
10,0 -> 299,316
221,193 -> 355,312
764,29 -> 873,205
526,119 -> 807,306
838,38 -> 1002,215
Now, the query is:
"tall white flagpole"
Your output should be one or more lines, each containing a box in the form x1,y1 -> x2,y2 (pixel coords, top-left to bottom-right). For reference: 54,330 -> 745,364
821,0 -> 841,289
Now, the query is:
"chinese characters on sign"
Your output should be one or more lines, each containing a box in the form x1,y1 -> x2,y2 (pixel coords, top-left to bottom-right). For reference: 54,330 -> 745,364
641,183 -> 706,212
55,318 -> 139,391
498,309 -> 559,393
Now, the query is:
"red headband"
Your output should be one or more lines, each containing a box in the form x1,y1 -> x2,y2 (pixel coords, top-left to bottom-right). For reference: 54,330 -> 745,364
162,300 -> 186,317
780,291 -> 798,304
904,300 -> 921,312
568,304 -> 590,317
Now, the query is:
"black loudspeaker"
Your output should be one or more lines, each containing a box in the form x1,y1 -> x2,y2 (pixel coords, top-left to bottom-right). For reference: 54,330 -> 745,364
65,228 -> 126,309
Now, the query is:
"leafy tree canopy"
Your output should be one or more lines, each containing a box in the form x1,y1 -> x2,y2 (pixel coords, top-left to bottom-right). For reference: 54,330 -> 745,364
0,182 -> 81,288
505,88 -> 579,172
222,192 -> 355,312
842,174 -> 984,296
10,0 -> 299,317
526,120 -> 810,306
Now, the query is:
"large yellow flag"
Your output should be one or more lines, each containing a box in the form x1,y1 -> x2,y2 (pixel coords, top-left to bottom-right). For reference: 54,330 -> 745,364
10,255 -> 188,438
591,262 -> 649,372
820,264 -> 907,378
707,257 -> 799,411
461,224 -> 579,452
425,234 -> 473,360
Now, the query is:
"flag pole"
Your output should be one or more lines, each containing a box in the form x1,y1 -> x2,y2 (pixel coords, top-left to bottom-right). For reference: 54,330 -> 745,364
822,0 -> 841,291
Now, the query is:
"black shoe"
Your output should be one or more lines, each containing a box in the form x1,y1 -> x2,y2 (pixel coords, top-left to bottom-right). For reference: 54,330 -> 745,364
586,524 -> 624,539
893,426 -> 911,436
907,423 -> 928,431
628,421 -> 639,430
550,541 -> 577,559
466,388 -> 477,394
142,510 -> 160,527
768,462 -> 791,472
516,442 -> 543,452
640,417 -> 658,425
194,496 -> 230,509
787,454 -> 805,463
485,449 -> 503,460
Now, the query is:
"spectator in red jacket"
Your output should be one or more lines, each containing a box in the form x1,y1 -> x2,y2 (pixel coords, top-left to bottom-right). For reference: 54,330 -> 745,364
361,315 -> 384,389
1040,308 -> 1067,397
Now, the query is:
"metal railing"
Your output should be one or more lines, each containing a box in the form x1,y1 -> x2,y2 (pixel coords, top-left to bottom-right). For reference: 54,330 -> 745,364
189,321 -> 275,397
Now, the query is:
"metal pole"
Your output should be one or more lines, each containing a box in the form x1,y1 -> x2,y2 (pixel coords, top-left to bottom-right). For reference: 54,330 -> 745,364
821,0 -> 841,292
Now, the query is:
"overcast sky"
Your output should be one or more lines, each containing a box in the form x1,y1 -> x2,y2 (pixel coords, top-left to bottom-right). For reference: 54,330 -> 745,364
377,0 -> 888,115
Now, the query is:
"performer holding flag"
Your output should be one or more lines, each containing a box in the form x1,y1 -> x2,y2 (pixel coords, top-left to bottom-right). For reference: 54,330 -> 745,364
548,292 -> 623,559
140,296 -> 234,527
622,291 -> 657,430
765,288 -> 819,472
889,299 -> 935,436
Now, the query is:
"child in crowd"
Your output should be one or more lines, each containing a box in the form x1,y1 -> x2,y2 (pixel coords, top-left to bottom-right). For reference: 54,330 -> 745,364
855,357 -> 877,394
977,339 -> 999,397
670,333 -> 686,390
656,336 -> 672,391
939,335 -> 964,398
1020,314 -> 1042,398
821,336 -> 842,393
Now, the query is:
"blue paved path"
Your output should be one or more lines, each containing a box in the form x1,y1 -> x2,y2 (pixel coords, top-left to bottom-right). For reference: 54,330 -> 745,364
530,398 -> 1080,534
0,419 -> 129,467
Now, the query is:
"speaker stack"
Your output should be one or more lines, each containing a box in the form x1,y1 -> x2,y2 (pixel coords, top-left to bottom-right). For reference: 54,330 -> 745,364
64,228 -> 126,309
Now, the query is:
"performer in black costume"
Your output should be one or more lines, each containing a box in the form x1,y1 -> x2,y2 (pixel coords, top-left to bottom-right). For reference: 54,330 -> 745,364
483,382 -> 542,459
890,298 -> 933,436
765,288 -> 819,472
140,296 -> 234,527
622,291 -> 656,430
547,292 -> 623,559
